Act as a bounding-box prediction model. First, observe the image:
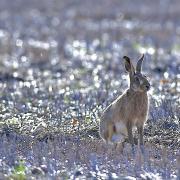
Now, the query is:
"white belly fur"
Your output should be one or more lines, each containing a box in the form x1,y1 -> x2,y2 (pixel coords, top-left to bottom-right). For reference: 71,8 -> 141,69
111,134 -> 125,143
115,121 -> 127,135
111,121 -> 127,143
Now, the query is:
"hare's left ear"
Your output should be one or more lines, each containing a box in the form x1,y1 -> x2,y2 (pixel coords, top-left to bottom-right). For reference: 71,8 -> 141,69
123,56 -> 135,76
136,54 -> 144,73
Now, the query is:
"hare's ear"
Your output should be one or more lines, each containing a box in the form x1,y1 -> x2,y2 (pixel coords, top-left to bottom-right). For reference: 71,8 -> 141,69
123,56 -> 135,75
136,54 -> 144,73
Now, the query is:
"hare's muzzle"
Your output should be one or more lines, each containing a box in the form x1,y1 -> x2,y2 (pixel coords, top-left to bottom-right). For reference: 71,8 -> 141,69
146,84 -> 150,91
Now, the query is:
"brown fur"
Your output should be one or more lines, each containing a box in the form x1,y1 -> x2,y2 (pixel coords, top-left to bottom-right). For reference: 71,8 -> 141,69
99,54 -> 150,146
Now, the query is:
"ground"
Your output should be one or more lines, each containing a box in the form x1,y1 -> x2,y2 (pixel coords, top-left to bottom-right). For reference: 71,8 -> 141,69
0,0 -> 179,179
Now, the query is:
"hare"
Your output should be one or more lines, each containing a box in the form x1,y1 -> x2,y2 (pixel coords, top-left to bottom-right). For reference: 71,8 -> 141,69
99,54 -> 150,151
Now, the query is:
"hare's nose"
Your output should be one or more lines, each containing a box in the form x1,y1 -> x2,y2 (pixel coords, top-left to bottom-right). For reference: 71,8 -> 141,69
146,84 -> 150,91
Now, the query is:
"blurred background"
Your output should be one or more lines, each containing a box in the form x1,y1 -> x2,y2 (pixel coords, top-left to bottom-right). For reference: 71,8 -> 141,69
0,0 -> 180,68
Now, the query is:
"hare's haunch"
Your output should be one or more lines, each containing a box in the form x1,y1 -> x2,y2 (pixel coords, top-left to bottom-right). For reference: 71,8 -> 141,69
99,54 -> 150,147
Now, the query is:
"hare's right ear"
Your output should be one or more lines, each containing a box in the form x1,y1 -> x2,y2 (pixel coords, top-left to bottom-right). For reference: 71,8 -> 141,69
123,56 -> 135,75
136,54 -> 144,73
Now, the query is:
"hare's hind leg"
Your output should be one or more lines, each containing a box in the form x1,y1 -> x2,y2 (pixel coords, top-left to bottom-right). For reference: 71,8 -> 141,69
119,140 -> 126,154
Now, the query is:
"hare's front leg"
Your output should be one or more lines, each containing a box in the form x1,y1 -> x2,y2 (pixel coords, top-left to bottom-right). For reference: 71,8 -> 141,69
127,122 -> 135,154
137,125 -> 145,153
137,125 -> 144,145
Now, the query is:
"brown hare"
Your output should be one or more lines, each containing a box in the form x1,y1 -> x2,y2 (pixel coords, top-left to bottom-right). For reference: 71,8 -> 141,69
99,54 -> 150,152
